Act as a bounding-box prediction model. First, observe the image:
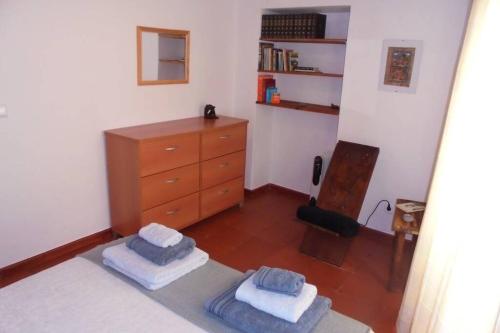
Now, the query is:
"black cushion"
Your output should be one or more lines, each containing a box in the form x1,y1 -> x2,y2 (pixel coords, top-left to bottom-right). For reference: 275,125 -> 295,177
296,205 -> 360,238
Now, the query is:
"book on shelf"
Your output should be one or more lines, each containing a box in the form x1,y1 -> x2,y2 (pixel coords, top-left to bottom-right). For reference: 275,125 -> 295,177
396,202 -> 425,213
289,51 -> 299,70
257,75 -> 275,103
259,42 -> 273,71
258,43 -> 298,72
266,87 -> 278,104
261,13 -> 327,39
293,66 -> 320,73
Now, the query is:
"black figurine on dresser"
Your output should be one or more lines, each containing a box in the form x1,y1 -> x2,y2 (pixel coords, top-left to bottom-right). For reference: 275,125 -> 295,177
204,104 -> 218,119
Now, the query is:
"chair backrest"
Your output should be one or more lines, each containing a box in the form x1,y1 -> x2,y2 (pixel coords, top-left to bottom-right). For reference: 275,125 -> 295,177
317,140 -> 379,220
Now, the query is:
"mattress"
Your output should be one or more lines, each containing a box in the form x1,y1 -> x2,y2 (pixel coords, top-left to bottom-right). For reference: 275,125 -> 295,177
0,257 -> 207,333
80,237 -> 373,333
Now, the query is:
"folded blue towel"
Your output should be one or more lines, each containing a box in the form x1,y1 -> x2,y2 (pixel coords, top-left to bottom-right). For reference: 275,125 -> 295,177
126,235 -> 195,266
253,266 -> 305,296
205,271 -> 331,333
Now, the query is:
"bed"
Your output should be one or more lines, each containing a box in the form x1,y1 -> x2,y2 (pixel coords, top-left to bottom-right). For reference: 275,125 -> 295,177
0,237 -> 373,333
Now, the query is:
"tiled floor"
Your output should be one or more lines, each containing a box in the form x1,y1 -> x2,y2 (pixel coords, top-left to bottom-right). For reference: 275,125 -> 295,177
184,187 -> 403,333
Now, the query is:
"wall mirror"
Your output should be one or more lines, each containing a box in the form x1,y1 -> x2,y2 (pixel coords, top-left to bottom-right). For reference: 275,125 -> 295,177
137,26 -> 190,85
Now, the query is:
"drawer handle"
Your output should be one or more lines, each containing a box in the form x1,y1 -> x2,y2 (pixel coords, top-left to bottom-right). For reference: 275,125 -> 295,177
218,189 -> 229,195
219,135 -> 231,140
219,162 -> 229,168
164,146 -> 178,151
164,178 -> 179,184
166,209 -> 179,216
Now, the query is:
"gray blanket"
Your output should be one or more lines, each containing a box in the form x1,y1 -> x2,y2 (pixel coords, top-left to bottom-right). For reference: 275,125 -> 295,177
79,237 -> 372,333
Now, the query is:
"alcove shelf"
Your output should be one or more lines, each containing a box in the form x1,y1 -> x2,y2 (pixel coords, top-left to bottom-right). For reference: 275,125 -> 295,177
256,100 -> 339,116
260,38 -> 347,45
159,59 -> 185,63
258,70 -> 343,78
257,8 -> 350,117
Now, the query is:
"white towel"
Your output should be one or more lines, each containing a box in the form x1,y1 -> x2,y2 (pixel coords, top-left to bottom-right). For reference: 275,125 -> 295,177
235,273 -> 317,323
139,223 -> 183,248
102,243 -> 208,290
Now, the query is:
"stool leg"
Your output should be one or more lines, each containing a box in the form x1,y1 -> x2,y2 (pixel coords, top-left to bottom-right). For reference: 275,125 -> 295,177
388,232 -> 405,291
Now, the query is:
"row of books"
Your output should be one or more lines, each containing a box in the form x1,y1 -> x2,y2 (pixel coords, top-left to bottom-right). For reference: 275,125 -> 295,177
258,43 -> 298,72
261,13 -> 327,39
257,75 -> 279,103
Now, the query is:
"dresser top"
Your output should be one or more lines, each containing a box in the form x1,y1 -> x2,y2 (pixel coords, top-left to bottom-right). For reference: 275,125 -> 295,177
105,116 -> 248,141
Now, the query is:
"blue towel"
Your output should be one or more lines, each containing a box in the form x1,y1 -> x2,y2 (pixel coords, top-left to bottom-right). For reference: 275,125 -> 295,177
253,266 -> 305,296
126,235 -> 195,266
205,271 -> 331,333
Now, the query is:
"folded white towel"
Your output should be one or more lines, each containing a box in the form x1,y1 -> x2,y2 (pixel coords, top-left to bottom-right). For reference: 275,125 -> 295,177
102,243 -> 208,290
235,273 -> 317,323
139,223 -> 183,248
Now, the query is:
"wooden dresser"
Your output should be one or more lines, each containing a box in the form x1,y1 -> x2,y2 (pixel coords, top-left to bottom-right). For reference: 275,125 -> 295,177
104,116 -> 248,236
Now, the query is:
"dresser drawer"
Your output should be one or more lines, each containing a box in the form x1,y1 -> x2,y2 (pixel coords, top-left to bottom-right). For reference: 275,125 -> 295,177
140,164 -> 199,210
200,177 -> 244,218
139,133 -> 199,176
141,193 -> 199,230
201,125 -> 246,160
201,151 -> 245,190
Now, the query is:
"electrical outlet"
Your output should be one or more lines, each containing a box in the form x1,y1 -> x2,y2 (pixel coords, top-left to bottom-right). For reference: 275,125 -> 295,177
0,105 -> 7,117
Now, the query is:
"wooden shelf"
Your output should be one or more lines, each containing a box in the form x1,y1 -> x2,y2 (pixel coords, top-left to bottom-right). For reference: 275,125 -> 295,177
259,70 -> 343,78
159,59 -> 185,63
260,38 -> 347,45
256,100 -> 339,116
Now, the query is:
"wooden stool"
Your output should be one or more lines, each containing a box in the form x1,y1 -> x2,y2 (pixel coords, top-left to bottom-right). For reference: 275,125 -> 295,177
387,199 -> 426,291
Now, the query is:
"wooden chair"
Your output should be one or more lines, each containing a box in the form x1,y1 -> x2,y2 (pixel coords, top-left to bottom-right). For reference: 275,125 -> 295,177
299,140 -> 379,266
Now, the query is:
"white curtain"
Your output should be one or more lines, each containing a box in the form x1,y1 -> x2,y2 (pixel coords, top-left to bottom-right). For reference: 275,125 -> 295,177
397,0 -> 500,332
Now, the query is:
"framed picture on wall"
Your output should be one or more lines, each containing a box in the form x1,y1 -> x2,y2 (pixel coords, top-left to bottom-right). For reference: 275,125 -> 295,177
379,39 -> 423,93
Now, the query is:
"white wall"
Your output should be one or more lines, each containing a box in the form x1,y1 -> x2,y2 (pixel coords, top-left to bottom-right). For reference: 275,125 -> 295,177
269,110 -> 338,193
338,0 -> 470,233
234,0 -> 470,233
0,0 -> 238,267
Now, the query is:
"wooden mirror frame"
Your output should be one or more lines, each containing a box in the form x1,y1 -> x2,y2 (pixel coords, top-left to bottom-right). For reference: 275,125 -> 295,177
136,26 -> 190,85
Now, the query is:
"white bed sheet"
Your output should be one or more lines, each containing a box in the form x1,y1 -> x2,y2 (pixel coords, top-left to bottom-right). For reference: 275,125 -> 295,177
0,257 -> 207,333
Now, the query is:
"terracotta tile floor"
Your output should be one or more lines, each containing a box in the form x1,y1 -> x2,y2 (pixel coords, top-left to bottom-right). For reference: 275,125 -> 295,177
184,187 -> 403,333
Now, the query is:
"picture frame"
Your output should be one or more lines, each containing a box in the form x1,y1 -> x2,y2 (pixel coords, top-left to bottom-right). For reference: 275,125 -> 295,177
379,39 -> 423,94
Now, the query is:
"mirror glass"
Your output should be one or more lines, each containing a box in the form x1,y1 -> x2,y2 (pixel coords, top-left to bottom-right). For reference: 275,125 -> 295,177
137,26 -> 190,85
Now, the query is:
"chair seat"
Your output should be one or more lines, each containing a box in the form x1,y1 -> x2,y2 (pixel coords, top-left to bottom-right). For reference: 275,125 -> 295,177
297,205 -> 359,238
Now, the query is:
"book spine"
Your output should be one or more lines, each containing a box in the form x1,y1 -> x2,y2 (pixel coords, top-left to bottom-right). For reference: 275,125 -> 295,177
272,15 -> 278,38
292,14 -> 297,38
301,14 -> 306,38
264,79 -> 276,103
257,44 -> 264,71
284,15 -> 291,39
271,49 -> 275,71
267,15 -> 274,38
276,49 -> 279,71
295,14 -> 301,39
283,49 -> 290,72
260,15 -> 266,38
306,14 -> 313,39
257,76 -> 263,102
266,87 -> 277,104
266,88 -> 272,103
261,78 -> 268,101
257,75 -> 273,102
278,15 -> 284,39
317,14 -> 326,38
